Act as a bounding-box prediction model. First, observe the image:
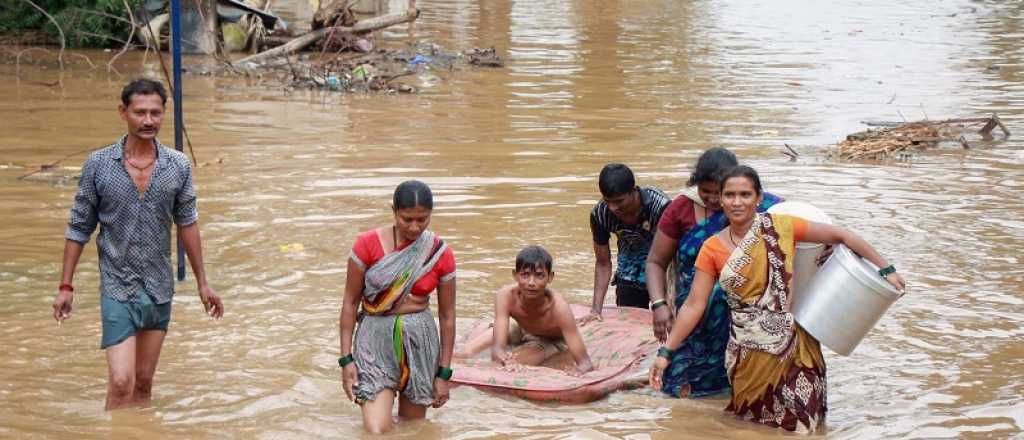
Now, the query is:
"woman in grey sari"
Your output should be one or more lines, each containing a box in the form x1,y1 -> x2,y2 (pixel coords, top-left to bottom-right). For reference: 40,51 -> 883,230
339,180 -> 457,434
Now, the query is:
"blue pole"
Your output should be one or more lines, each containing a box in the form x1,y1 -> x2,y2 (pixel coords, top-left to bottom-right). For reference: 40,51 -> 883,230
171,0 -> 186,281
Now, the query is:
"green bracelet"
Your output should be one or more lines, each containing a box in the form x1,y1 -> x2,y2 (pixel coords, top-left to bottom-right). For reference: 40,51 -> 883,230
338,354 -> 354,368
656,346 -> 675,359
878,265 -> 896,277
436,365 -> 453,381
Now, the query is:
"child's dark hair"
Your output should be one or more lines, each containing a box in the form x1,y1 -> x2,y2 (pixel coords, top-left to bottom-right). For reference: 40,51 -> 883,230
598,163 -> 636,197
121,78 -> 167,107
688,147 -> 738,186
717,165 -> 763,195
393,180 -> 433,210
515,245 -> 553,273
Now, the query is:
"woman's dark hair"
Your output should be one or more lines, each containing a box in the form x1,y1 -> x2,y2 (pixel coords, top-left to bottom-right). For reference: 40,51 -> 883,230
688,147 -> 738,186
717,165 -> 763,195
121,79 -> 167,107
393,180 -> 433,210
515,245 -> 553,273
598,163 -> 636,197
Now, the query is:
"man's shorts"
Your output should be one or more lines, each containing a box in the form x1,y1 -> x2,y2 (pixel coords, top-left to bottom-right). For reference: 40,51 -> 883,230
507,320 -> 569,360
100,290 -> 172,349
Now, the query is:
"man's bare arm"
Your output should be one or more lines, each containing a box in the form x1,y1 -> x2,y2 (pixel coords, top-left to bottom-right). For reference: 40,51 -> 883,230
178,222 -> 223,318
590,243 -> 612,318
52,240 -> 85,321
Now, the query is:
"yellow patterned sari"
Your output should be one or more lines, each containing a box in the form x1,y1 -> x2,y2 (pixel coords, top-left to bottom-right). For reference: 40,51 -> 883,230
718,213 -> 826,433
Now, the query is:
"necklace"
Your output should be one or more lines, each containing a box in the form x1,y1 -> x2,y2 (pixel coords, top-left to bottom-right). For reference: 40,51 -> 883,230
728,228 -> 742,247
124,154 -> 156,171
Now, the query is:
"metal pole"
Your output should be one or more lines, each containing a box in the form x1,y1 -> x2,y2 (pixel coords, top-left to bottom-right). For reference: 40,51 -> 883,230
171,0 -> 186,281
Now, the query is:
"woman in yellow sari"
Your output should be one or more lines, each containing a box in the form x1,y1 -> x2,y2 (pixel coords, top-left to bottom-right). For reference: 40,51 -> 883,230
649,166 -> 905,433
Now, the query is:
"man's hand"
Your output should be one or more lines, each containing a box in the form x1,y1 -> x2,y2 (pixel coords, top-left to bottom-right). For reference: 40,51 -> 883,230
577,311 -> 602,326
199,285 -> 224,318
52,289 -> 74,322
432,377 -> 450,408
652,306 -> 671,343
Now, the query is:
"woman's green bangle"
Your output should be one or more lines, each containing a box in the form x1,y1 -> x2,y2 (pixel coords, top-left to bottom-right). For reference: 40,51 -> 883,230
436,365 -> 453,381
878,265 -> 896,277
338,354 -> 355,368
657,346 -> 675,359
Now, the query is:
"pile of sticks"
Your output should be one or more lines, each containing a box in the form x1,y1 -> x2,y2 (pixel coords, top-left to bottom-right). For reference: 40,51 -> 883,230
833,115 -> 1010,161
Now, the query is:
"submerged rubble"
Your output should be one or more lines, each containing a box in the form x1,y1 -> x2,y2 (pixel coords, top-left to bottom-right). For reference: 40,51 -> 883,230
223,40 -> 502,94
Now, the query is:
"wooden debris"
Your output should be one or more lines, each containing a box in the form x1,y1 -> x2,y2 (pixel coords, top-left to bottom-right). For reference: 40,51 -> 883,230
833,114 -> 1010,161
235,8 -> 419,67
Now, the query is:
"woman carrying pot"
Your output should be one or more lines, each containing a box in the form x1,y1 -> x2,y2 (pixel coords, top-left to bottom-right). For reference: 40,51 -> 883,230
649,166 -> 904,432
339,180 -> 456,434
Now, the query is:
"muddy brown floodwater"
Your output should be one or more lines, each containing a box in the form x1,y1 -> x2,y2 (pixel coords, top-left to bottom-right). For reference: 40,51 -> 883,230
1,0 -> 1023,439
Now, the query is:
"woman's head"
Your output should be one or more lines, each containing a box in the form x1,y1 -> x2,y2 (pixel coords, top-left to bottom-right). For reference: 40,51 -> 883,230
688,147 -> 738,210
392,180 -> 433,241
718,165 -> 763,224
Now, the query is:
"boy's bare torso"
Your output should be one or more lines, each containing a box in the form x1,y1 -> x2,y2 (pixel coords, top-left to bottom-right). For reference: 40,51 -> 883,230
506,287 -> 566,340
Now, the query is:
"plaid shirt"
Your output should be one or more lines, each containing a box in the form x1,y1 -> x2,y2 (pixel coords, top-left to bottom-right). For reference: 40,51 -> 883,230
65,135 -> 198,304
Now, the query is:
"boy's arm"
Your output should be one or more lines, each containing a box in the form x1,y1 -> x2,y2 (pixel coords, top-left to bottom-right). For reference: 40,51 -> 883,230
556,299 -> 594,374
491,286 -> 512,365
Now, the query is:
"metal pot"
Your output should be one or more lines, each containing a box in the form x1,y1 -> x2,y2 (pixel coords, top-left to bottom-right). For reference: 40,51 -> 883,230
766,202 -> 832,300
793,244 -> 903,355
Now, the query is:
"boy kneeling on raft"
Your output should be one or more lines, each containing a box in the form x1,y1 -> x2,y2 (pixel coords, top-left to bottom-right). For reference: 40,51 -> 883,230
459,246 -> 594,375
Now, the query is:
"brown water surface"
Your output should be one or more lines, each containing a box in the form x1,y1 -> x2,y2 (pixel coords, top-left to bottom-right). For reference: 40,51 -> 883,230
1,0 -> 1023,438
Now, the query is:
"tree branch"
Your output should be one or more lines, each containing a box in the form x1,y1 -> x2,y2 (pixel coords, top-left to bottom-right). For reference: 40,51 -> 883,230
108,0 -> 139,75
21,0 -> 65,72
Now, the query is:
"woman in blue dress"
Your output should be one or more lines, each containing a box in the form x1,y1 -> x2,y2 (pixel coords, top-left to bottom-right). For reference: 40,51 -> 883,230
645,148 -> 781,397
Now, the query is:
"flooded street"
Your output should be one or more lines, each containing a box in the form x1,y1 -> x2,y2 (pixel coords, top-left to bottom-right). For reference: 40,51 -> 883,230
1,0 -> 1023,438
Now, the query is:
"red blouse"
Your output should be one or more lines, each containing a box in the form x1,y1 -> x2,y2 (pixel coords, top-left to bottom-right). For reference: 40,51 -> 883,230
658,194 -> 699,240
350,229 -> 456,296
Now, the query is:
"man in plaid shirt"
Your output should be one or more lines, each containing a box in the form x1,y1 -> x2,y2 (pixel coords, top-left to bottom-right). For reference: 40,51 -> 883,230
52,79 -> 224,410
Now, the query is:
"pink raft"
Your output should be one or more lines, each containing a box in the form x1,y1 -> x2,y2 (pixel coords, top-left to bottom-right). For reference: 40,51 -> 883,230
451,305 -> 660,403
